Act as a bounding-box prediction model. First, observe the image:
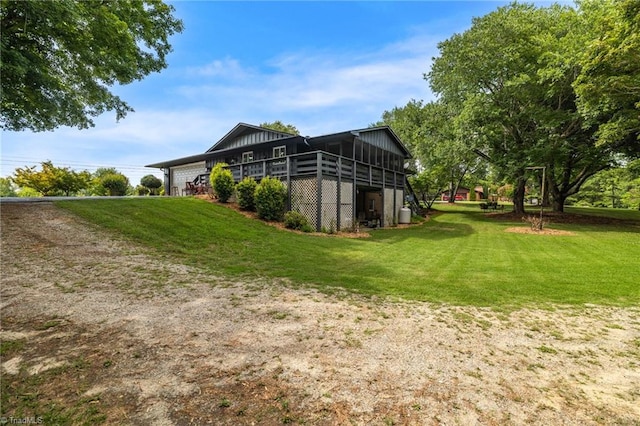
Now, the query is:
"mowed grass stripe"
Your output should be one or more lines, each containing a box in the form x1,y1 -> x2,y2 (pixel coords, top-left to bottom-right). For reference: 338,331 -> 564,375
57,198 -> 640,308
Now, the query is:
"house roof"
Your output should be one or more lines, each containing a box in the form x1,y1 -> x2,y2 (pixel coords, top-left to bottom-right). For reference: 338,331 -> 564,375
206,122 -> 297,153
145,152 -> 212,169
146,123 -> 411,169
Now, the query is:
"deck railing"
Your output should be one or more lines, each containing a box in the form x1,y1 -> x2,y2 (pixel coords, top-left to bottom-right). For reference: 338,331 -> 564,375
224,151 -> 404,188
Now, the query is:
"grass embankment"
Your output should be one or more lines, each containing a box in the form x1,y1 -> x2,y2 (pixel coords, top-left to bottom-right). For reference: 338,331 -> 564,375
58,198 -> 640,308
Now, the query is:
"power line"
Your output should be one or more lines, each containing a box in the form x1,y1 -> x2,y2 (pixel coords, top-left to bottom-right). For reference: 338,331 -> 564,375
0,156 -> 158,172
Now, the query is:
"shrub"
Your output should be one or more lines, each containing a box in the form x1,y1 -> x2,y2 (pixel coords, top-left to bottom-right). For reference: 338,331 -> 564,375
140,174 -> 162,195
135,185 -> 150,196
236,177 -> 257,211
210,163 -> 234,202
284,211 -> 313,232
522,215 -> 547,231
255,176 -> 287,221
100,173 -> 129,196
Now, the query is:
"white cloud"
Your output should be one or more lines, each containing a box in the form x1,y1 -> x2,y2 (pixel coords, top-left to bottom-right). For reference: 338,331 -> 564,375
174,32 -> 438,133
187,57 -> 251,80
1,30 -> 441,184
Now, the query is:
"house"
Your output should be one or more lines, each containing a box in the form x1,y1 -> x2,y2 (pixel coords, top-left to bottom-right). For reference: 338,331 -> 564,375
146,123 -> 413,231
441,186 -> 485,201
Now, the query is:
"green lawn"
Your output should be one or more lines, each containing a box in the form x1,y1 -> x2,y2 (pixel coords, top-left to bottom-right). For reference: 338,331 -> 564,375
57,198 -> 640,308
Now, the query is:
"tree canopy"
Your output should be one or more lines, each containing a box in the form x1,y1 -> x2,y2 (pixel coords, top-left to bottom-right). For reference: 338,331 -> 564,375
0,177 -> 17,197
259,121 -> 300,135
574,0 -> 640,151
11,161 -> 91,196
0,0 -> 183,131
377,99 -> 485,208
425,1 -> 639,213
140,174 -> 162,195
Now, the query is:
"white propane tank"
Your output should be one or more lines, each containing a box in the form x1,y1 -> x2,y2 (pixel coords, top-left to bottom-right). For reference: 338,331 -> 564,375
398,207 -> 411,224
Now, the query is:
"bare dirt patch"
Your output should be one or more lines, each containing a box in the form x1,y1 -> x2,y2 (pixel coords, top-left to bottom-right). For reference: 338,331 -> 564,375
488,210 -> 640,228
504,227 -> 576,236
1,202 -> 639,425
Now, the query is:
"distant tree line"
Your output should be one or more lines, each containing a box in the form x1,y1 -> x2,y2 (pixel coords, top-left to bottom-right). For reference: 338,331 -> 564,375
0,161 -> 163,197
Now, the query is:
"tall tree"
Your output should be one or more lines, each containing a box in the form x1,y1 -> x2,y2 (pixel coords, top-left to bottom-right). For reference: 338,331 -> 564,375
532,5 -> 615,212
1,0 -> 183,131
574,0 -> 640,152
427,3 -> 630,213
378,100 -> 484,205
377,99 -> 427,168
428,4 -> 555,213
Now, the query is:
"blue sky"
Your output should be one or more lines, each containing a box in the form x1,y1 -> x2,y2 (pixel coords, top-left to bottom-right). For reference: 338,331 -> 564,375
1,1 -> 555,186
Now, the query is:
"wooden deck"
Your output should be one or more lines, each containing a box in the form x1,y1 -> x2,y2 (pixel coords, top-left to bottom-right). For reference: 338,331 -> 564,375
225,150 -> 404,189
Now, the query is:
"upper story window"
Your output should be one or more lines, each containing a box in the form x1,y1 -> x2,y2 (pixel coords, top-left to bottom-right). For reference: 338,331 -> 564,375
273,146 -> 286,158
272,146 -> 286,165
242,151 -> 254,163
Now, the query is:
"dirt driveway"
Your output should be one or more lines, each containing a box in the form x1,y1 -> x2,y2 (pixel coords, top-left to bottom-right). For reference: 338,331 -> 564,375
1,202 -> 639,425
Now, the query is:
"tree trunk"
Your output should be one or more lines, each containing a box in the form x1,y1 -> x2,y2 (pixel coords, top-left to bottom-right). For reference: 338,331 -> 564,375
447,183 -> 455,203
512,177 -> 527,214
549,181 -> 567,212
552,193 -> 566,212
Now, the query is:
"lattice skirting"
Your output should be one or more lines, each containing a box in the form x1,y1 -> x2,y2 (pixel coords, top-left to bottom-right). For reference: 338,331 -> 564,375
290,177 -> 319,230
290,177 -> 355,231
340,181 -> 353,230
320,178 -> 338,231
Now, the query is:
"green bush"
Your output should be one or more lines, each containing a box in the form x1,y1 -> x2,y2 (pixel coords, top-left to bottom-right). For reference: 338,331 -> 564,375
100,173 -> 129,196
284,210 -> 313,232
210,163 -> 234,202
236,177 -> 257,211
255,176 -> 287,221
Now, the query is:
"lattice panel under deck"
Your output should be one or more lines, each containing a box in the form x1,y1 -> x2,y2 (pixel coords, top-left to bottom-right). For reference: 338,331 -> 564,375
340,181 -> 354,230
290,177 -> 318,230
321,178 -> 338,231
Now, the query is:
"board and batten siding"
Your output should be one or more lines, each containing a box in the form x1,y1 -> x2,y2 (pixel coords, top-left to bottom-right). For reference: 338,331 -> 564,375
213,131 -> 291,152
170,162 -> 207,195
358,130 -> 406,157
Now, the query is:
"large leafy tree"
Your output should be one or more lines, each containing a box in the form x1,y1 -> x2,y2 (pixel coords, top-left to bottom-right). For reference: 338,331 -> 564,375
531,5 -> 616,212
428,4 -> 552,213
574,0 -> 640,152
427,3 -> 630,213
12,161 -> 90,196
0,0 -> 183,131
378,99 -> 485,207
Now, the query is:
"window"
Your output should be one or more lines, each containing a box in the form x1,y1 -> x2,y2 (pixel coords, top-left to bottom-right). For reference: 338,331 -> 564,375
273,146 -> 286,158
242,151 -> 254,163
272,146 -> 286,165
